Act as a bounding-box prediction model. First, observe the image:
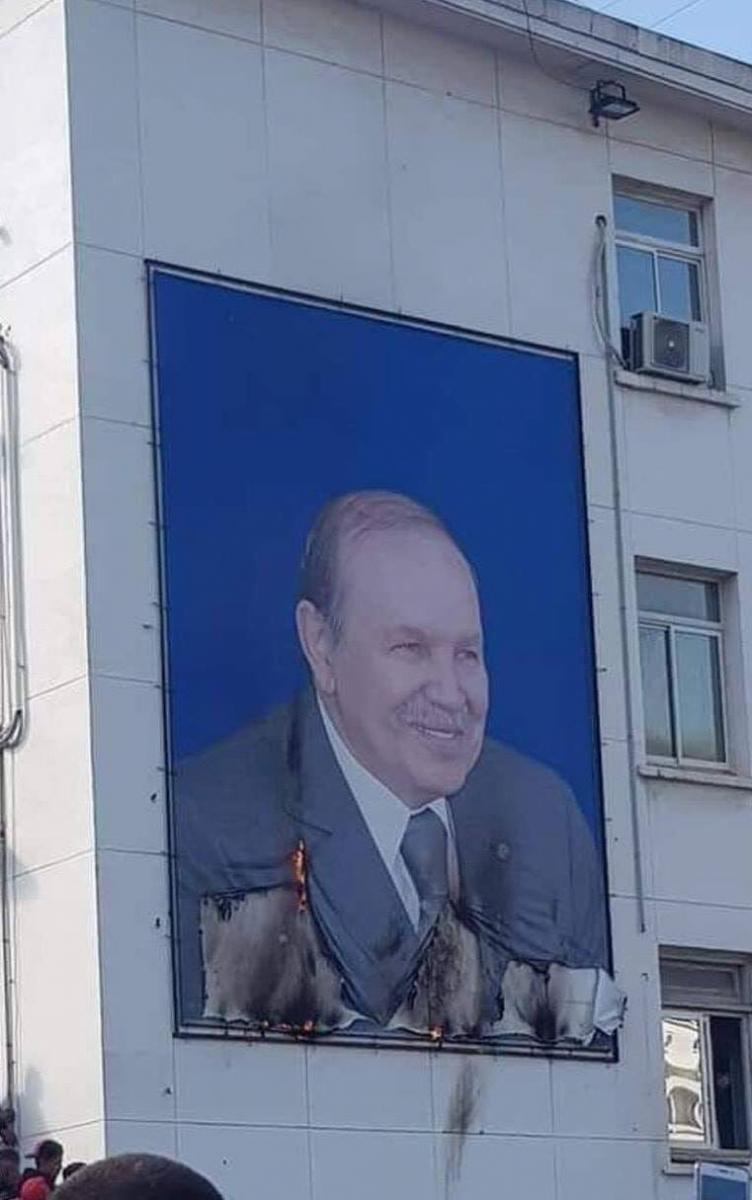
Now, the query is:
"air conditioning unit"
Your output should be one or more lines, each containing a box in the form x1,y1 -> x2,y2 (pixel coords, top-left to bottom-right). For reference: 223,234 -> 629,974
629,312 -> 710,384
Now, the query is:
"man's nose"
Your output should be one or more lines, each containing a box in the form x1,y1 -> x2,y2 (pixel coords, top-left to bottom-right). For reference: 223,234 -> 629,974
423,653 -> 465,709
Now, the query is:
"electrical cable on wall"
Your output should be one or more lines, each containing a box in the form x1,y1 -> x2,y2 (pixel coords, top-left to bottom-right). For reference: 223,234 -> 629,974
590,218 -> 627,369
421,0 -> 606,92
518,0 -> 594,90
0,330 -> 26,752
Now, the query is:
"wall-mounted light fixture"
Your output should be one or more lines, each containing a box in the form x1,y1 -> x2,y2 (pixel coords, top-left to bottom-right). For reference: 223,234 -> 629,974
589,79 -> 640,128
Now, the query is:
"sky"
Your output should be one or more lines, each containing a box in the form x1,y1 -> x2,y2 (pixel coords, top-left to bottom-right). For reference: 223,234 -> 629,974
564,0 -> 752,65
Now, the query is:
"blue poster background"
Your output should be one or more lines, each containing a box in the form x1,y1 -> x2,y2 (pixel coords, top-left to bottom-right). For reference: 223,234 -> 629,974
151,268 -> 603,837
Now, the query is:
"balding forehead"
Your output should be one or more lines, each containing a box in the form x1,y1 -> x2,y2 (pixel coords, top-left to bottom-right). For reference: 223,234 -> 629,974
340,522 -> 474,578
336,525 -> 482,626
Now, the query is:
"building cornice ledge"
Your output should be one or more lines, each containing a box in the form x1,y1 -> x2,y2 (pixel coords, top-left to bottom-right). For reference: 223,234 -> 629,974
369,0 -> 752,122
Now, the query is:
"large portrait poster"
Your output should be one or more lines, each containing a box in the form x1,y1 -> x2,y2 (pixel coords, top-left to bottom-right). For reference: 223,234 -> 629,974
150,267 -> 621,1054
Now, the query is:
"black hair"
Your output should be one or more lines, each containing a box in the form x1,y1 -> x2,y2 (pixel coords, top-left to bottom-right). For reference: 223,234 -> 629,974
34,1140 -> 63,1164
55,1154 -> 223,1200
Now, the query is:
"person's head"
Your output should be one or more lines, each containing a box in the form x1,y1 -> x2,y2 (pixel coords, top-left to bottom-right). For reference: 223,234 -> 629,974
55,1153 -> 223,1200
30,1140 -> 62,1184
296,491 -> 489,808
0,1146 -> 19,1189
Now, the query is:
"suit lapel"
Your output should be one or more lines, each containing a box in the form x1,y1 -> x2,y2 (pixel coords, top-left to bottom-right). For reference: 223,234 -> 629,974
286,692 -> 422,1024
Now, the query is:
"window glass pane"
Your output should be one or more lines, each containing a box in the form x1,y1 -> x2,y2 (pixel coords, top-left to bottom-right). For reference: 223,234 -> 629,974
637,572 -> 719,622
617,245 -> 656,328
676,632 -> 725,762
710,1016 -> 749,1150
615,195 -> 699,246
639,624 -> 675,757
658,256 -> 702,321
661,961 -> 741,1004
664,1015 -> 709,1143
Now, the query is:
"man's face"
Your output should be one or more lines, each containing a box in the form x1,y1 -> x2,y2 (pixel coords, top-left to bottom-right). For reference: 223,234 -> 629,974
316,528 -> 489,807
40,1153 -> 62,1183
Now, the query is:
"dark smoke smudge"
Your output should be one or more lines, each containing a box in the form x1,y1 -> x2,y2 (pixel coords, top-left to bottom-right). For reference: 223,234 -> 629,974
443,1059 -> 482,1199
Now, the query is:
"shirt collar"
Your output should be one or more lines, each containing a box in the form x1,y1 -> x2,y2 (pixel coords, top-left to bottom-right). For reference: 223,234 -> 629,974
317,695 -> 449,869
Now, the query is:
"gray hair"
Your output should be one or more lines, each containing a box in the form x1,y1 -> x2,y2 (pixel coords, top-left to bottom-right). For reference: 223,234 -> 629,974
298,490 -> 455,640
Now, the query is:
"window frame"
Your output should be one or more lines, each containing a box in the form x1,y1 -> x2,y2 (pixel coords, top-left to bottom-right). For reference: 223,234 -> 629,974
613,184 -> 709,355
661,951 -> 752,1164
637,566 -> 729,771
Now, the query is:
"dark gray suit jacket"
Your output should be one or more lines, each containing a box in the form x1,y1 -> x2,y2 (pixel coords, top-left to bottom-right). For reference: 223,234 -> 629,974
175,690 -> 607,1029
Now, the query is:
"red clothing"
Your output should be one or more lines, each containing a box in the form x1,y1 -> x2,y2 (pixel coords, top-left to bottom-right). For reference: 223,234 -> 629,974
19,1177 -> 51,1200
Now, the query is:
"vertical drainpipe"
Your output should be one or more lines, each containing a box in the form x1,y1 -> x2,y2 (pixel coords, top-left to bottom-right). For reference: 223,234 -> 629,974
594,216 -> 647,935
0,328 -> 28,1112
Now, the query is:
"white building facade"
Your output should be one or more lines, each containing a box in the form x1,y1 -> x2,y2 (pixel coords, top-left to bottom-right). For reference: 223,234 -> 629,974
2,0 -> 752,1196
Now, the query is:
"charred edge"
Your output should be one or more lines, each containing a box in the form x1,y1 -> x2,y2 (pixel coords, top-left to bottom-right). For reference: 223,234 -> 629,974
532,998 -> 557,1044
291,840 -> 308,913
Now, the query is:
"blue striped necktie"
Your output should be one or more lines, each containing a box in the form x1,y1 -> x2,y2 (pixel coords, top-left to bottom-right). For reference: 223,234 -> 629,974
400,808 -> 449,932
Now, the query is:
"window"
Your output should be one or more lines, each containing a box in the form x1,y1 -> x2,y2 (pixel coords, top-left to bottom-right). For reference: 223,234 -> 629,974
614,190 -> 705,362
637,567 -> 727,766
661,954 -> 751,1159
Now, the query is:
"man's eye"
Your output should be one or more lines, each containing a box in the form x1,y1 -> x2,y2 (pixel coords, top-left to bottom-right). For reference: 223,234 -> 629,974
392,641 -> 422,654
457,648 -> 479,663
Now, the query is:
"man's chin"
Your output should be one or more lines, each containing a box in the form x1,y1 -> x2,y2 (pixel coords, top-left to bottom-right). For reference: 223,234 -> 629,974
409,760 -> 476,803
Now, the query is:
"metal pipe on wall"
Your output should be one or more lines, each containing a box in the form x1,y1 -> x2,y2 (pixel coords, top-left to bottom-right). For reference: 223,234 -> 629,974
592,215 -> 647,935
0,328 -> 27,1112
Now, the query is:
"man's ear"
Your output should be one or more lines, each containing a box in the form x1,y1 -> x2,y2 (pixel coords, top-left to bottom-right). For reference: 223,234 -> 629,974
295,600 -> 337,695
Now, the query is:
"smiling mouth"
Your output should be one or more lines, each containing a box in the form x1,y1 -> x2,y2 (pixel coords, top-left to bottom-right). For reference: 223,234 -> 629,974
411,724 -> 464,741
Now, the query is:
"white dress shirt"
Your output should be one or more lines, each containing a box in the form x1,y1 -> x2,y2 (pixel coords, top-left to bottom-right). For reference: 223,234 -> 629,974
318,698 -> 457,930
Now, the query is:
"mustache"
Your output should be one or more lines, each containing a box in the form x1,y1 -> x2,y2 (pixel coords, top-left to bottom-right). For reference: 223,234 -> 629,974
396,700 -> 476,733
